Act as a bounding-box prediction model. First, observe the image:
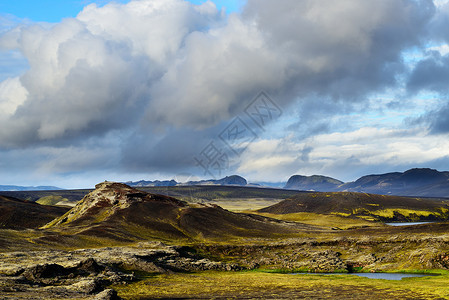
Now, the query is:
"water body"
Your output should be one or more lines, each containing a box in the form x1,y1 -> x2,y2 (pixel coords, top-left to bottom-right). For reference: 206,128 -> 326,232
385,222 -> 434,226
292,273 -> 438,280
352,273 -> 435,280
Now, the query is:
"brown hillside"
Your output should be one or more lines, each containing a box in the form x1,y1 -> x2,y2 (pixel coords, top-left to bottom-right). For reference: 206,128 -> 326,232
258,192 -> 449,221
0,195 -> 69,229
43,182 -> 316,242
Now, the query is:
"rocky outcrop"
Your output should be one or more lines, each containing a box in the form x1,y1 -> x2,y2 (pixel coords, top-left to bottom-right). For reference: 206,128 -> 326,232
1,258 -> 129,299
94,289 -> 121,300
305,250 -> 347,272
0,242 -> 240,299
0,242 -> 240,275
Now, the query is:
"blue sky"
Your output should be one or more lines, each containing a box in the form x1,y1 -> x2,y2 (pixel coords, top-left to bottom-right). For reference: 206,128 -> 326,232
0,0 -> 242,22
0,0 -> 449,188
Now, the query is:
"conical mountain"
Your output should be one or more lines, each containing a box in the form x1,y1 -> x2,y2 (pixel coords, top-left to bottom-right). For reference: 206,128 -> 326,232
43,182 -> 308,242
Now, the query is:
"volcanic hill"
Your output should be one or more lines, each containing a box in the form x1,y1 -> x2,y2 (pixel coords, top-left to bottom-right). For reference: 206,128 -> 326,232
259,192 -> 449,222
43,182 -> 312,242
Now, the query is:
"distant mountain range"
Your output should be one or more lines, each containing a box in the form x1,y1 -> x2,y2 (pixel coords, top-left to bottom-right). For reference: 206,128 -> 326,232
125,168 -> 449,197
338,168 -> 449,197
4,168 -> 449,197
285,168 -> 449,198
0,185 -> 63,191
126,175 -> 247,187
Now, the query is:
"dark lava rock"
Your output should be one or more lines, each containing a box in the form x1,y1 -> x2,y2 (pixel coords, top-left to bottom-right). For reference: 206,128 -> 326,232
94,288 -> 122,300
75,278 -> 104,294
75,258 -> 104,275
308,250 -> 348,272
22,264 -> 68,281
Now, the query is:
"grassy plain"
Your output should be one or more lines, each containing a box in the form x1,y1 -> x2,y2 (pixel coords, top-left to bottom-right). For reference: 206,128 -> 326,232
249,211 -> 379,229
113,270 -> 449,299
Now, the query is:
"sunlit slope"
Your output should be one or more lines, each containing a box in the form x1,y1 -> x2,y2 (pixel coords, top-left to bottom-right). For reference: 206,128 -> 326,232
259,192 -> 449,222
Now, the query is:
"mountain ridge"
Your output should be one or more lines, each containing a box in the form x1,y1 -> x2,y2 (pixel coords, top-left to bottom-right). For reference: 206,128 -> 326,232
338,168 -> 449,197
285,168 -> 449,197
5,168 -> 449,198
126,175 -> 247,187
0,185 -> 63,191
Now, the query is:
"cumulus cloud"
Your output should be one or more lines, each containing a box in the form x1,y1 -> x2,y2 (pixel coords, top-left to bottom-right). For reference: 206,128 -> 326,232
243,0 -> 434,98
0,0 -> 436,143
146,14 -> 285,128
0,77 -> 28,115
0,0 -> 223,147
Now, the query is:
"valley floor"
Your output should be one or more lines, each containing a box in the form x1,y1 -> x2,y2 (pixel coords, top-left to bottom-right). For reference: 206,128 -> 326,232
3,185 -> 449,299
2,229 -> 449,299
113,270 -> 449,300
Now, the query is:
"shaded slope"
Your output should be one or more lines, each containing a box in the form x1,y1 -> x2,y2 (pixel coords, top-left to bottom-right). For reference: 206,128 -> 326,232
43,182 -> 314,242
0,189 -> 90,204
0,195 -> 69,229
259,192 -> 449,222
340,168 -> 449,197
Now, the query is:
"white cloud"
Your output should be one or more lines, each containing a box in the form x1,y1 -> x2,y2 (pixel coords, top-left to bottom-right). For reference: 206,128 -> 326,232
238,127 -> 449,182
0,0 -> 223,146
0,77 -> 27,116
428,44 -> 449,55
0,0 -> 436,147
146,14 -> 285,128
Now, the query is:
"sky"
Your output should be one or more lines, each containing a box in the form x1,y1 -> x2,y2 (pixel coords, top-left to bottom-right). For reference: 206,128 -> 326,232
0,0 -> 449,188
